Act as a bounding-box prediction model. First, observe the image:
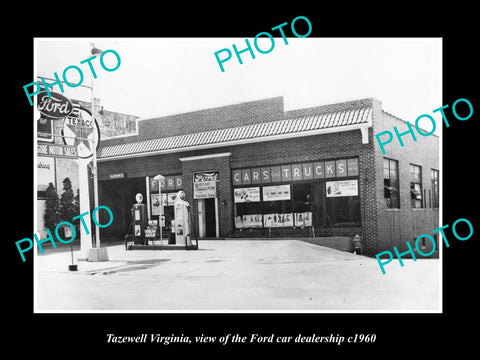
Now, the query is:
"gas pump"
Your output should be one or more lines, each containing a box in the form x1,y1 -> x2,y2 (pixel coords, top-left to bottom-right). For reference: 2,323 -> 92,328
131,193 -> 147,245
173,190 -> 198,249
174,190 -> 191,247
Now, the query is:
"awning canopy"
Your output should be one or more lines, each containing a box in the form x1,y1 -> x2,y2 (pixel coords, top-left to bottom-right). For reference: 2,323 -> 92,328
98,107 -> 372,161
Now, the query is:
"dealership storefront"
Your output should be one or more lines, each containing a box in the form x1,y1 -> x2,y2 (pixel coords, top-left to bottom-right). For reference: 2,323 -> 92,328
98,153 -> 363,244
232,158 -> 360,230
96,96 -> 439,255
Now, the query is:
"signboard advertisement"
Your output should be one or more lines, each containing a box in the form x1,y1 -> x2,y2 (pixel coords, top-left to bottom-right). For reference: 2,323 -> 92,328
263,213 -> 294,227
37,91 -> 74,119
151,193 -> 167,216
193,171 -> 218,199
326,180 -> 358,197
235,214 -> 263,228
37,156 -> 55,191
262,185 -> 291,201
233,187 -> 260,203
232,158 -> 359,186
37,143 -> 78,159
294,212 -> 313,227
62,105 -> 100,159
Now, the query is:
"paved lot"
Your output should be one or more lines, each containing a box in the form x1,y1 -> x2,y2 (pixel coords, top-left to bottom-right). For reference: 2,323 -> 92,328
35,240 -> 440,312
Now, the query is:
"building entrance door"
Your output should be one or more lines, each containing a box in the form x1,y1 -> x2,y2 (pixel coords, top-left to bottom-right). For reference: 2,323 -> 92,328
197,198 -> 218,238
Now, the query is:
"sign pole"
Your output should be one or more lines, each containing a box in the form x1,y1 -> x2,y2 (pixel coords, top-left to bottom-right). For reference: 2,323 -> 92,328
77,157 -> 93,259
90,60 -> 101,248
159,186 -> 163,245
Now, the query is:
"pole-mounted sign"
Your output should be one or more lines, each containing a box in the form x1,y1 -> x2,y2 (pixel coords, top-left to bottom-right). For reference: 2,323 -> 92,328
61,104 -> 101,159
37,90 -> 74,119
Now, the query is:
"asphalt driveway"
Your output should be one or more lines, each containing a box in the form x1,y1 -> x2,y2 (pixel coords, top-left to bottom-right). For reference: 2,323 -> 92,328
35,240 -> 440,312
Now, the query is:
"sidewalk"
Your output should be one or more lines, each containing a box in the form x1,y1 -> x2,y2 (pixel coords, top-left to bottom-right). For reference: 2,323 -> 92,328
35,239 -> 441,312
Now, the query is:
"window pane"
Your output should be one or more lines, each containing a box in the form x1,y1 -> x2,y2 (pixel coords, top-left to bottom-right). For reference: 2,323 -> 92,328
263,185 -> 293,227
234,201 -> 263,228
311,182 -> 325,227
292,183 -> 312,213
326,196 -> 361,226
383,158 -> 399,208
391,193 -> 400,208
233,187 -> 262,228
390,168 -> 397,180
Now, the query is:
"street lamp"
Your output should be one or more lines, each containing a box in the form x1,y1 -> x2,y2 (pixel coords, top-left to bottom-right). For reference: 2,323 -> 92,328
153,174 -> 165,244
90,43 -> 102,249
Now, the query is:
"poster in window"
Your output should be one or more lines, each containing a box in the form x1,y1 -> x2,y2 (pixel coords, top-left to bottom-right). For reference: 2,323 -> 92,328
151,194 -> 160,216
167,192 -> 178,205
193,181 -> 216,199
235,214 -> 262,228
151,193 -> 167,215
263,185 -> 291,201
282,213 -> 294,227
326,180 -> 358,197
234,187 -> 260,203
295,212 -> 304,227
264,214 -> 274,228
234,216 -> 243,229
294,212 -> 312,227
243,214 -> 263,228
303,212 -> 312,226
264,213 -> 293,227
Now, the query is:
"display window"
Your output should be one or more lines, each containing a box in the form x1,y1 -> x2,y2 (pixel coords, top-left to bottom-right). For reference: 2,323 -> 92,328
234,187 -> 263,228
232,158 -> 361,229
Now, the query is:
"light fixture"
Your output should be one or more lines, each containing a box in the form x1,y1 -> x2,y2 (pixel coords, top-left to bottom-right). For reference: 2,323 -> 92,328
91,46 -> 103,55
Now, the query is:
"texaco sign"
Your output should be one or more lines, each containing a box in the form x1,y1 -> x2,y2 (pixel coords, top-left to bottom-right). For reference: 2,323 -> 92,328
62,104 -> 100,159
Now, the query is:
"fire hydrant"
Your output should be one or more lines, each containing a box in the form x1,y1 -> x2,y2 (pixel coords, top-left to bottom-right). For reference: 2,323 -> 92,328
352,234 -> 362,255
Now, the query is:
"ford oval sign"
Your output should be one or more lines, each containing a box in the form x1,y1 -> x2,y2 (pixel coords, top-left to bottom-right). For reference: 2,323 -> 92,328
37,91 -> 74,119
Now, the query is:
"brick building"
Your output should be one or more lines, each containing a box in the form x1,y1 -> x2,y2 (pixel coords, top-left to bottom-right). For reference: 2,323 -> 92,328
96,96 -> 439,255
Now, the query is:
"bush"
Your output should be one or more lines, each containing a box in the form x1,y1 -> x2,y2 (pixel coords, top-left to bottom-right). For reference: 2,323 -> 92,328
44,182 -> 59,230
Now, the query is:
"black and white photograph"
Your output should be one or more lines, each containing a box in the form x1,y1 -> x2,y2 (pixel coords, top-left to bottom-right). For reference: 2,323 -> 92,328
7,8 -> 479,356
33,36 -> 442,312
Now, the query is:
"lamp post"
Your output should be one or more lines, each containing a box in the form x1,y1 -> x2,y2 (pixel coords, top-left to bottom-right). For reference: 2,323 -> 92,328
153,174 -> 165,244
90,43 -> 102,248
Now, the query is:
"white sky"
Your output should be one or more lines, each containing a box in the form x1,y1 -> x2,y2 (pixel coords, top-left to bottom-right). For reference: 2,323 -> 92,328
35,37 -> 442,125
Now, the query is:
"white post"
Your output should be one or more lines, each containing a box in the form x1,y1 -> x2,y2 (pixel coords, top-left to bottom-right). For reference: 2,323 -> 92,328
77,158 -> 92,259
159,186 -> 163,245
91,70 -> 100,248
146,176 -> 151,220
